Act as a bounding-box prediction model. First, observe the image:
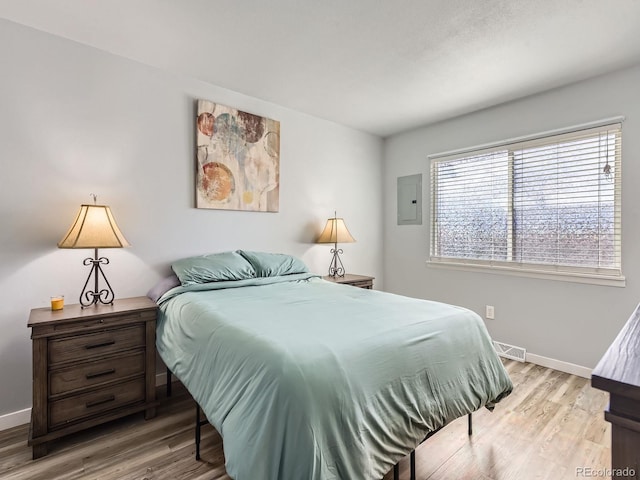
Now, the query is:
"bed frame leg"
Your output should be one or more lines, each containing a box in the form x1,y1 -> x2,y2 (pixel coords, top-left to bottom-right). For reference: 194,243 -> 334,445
393,413 -> 473,479
195,404 -> 201,461
166,367 -> 172,397
410,449 -> 416,480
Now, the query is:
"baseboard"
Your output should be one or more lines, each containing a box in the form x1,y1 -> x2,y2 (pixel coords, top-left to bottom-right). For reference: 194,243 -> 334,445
525,352 -> 592,379
156,371 -> 168,386
0,407 -> 31,432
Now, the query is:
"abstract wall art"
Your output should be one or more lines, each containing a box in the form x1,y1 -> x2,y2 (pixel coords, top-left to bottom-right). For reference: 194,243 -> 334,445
196,99 -> 280,212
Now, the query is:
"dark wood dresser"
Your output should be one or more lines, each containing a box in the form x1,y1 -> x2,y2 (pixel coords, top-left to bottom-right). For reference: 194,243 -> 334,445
591,304 -> 640,479
27,296 -> 158,459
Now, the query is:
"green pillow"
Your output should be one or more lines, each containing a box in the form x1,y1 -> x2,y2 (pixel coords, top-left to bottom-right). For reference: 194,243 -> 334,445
238,250 -> 309,277
172,251 -> 256,285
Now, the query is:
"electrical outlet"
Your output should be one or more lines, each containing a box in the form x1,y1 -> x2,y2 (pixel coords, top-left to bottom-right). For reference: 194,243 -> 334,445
485,305 -> 495,320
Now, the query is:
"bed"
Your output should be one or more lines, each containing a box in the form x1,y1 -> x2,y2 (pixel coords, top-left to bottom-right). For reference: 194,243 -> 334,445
153,251 -> 513,480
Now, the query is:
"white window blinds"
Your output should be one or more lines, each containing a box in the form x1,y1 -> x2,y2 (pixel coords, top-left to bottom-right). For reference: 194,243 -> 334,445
430,121 -> 622,280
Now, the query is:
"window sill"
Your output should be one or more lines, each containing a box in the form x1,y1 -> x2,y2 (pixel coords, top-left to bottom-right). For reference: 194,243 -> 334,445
426,260 -> 626,287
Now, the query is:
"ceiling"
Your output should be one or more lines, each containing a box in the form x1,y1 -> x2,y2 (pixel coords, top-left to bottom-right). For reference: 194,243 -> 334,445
1,0 -> 640,137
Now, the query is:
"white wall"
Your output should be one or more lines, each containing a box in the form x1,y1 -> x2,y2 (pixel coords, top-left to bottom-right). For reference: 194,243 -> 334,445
0,19 -> 383,418
383,64 -> 640,370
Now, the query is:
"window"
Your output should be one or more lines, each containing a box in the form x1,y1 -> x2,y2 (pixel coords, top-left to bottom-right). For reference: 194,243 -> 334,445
429,120 -> 623,285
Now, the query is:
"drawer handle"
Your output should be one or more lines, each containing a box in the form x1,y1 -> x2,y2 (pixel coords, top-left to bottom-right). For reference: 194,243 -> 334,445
86,395 -> 115,408
85,368 -> 116,380
84,340 -> 116,350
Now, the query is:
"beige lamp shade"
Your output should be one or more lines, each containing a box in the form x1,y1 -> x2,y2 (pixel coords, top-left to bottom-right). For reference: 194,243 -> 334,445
317,217 -> 356,244
317,213 -> 355,277
58,204 -> 131,249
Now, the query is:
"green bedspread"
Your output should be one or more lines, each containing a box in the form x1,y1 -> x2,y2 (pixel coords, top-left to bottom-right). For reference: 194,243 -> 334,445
156,274 -> 512,479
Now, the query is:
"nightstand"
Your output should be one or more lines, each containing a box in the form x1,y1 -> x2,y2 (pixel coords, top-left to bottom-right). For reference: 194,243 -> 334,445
322,274 -> 374,289
27,296 -> 158,459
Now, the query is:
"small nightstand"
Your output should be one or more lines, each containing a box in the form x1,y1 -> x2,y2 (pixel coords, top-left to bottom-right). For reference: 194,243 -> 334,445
322,274 -> 374,289
27,296 -> 158,459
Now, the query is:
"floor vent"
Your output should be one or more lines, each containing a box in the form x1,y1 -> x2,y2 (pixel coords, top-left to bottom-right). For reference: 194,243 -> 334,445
493,341 -> 526,362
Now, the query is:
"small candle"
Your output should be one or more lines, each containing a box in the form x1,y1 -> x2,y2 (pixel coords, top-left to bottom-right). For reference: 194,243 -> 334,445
50,296 -> 64,311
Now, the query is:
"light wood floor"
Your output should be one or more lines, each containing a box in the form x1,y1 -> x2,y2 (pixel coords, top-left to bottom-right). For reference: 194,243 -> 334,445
0,360 -> 610,480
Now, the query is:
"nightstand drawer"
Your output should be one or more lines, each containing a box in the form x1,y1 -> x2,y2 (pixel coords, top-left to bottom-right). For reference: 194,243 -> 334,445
49,351 -> 145,396
349,280 -> 373,289
49,325 -> 145,365
52,311 -> 155,334
49,377 -> 145,429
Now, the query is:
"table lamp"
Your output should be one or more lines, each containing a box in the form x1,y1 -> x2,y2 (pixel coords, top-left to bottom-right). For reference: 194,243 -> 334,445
58,195 -> 130,307
316,211 -> 355,277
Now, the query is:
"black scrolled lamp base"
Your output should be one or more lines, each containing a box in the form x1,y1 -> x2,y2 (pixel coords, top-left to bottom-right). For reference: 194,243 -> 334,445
328,246 -> 346,278
80,248 -> 115,307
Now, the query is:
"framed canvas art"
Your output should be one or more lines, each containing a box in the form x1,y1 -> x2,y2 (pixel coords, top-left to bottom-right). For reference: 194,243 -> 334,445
196,99 -> 280,212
